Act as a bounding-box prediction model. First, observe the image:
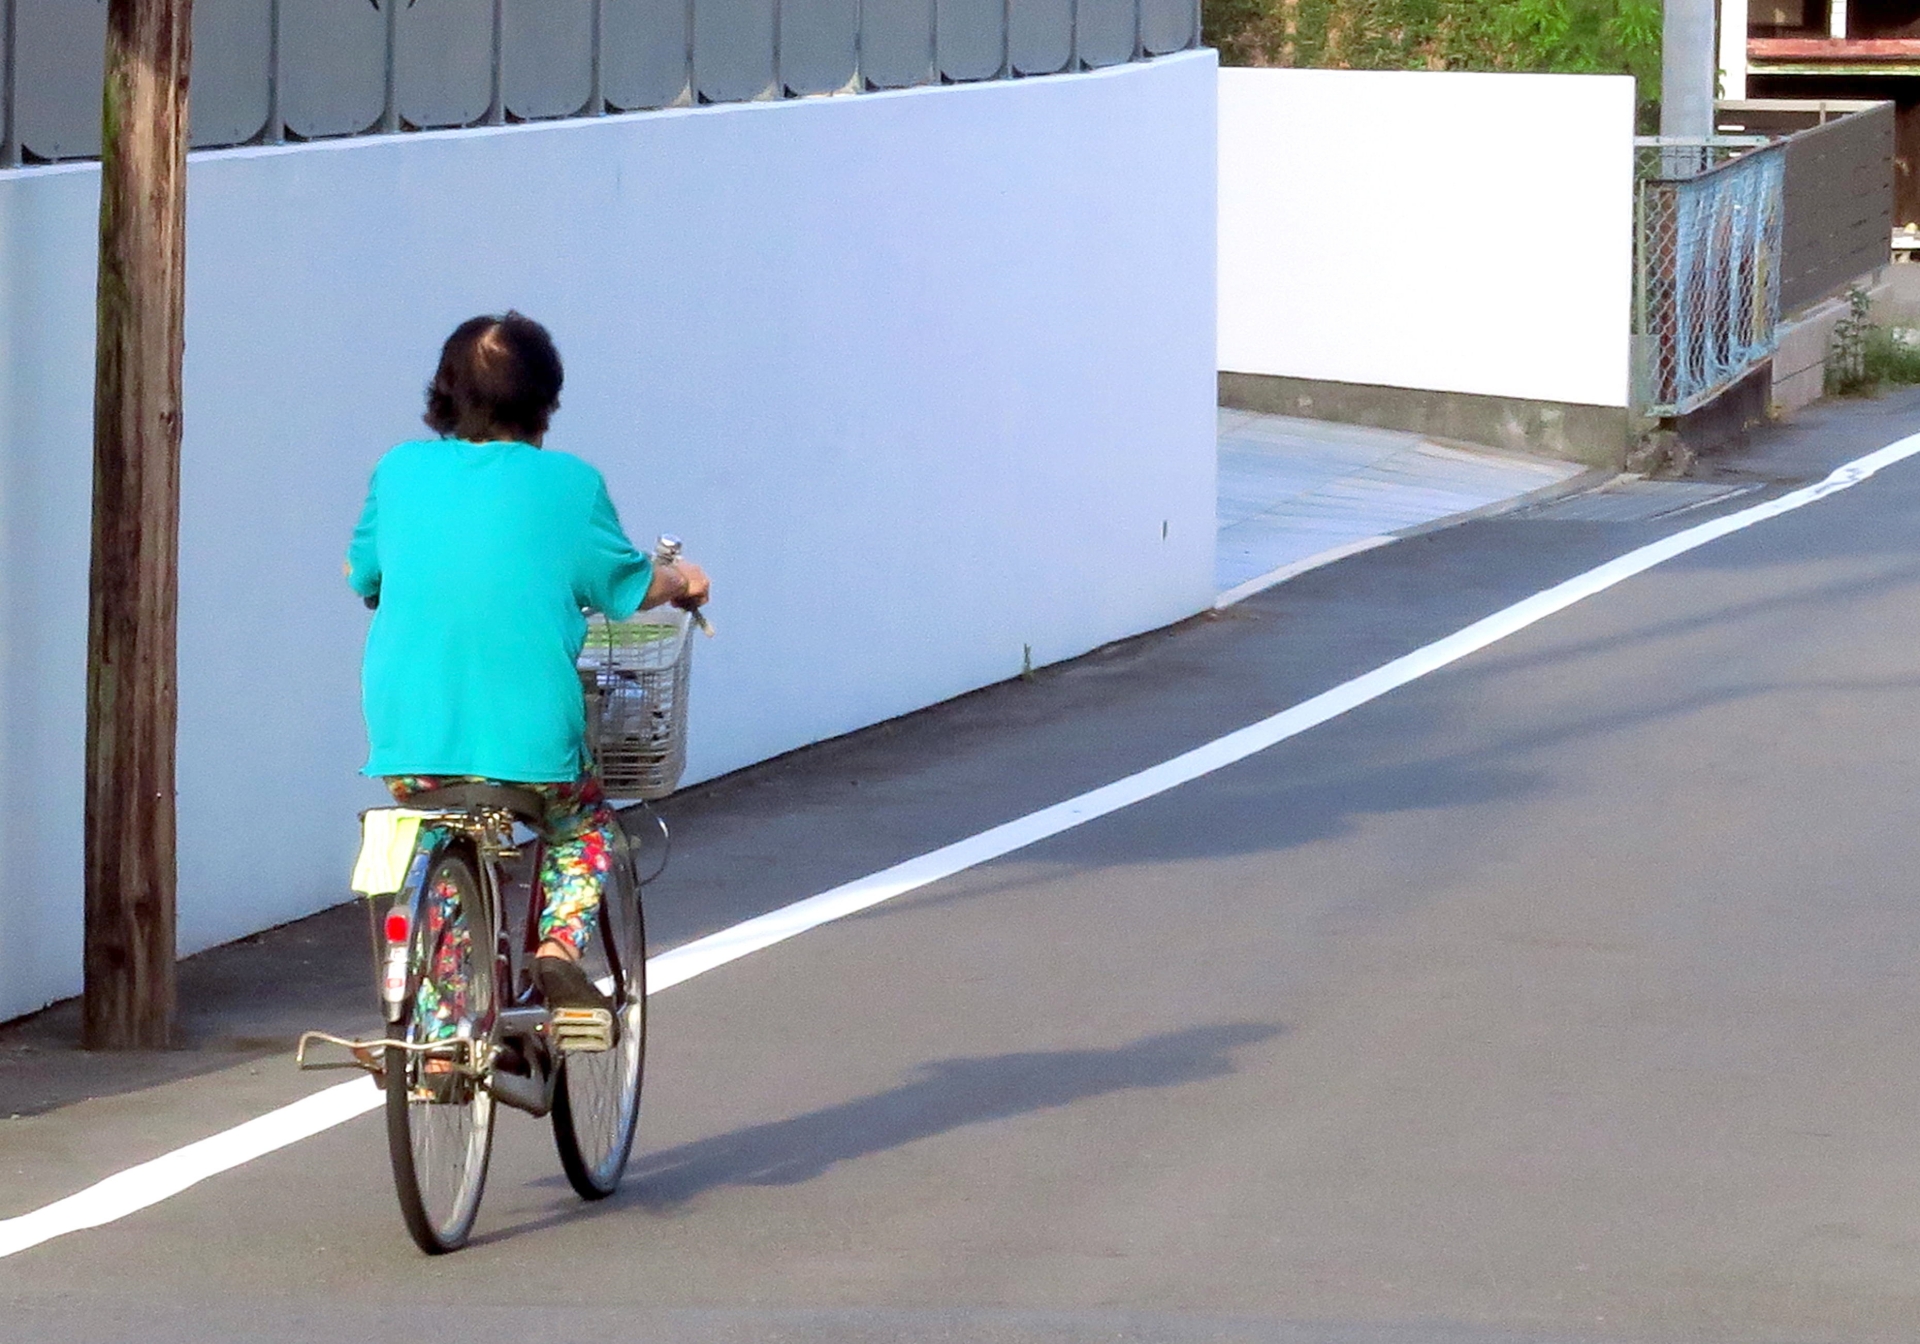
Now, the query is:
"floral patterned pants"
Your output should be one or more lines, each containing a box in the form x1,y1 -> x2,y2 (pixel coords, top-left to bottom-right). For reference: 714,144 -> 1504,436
385,773 -> 617,1040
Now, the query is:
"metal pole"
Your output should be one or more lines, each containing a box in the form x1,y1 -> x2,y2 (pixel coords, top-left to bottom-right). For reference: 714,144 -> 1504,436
2,0 -> 18,167
1719,0 -> 1748,102
485,0 -> 504,124
770,0 -> 782,96
264,0 -> 284,143
1633,178 -> 1649,412
589,0 -> 604,113
381,0 -> 399,132
1658,0 -> 1720,175
1662,0 -> 1717,167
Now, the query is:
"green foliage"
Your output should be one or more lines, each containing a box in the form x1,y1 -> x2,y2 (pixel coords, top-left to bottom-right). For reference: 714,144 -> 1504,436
1204,0 -> 1663,105
1865,327 -> 1920,388
1826,285 -> 1920,397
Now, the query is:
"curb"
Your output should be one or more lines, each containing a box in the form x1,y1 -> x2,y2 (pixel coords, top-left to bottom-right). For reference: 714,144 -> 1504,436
1213,463 -> 1616,611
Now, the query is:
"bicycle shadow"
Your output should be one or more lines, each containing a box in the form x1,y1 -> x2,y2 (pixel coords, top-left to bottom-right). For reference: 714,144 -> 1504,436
483,1020 -> 1280,1242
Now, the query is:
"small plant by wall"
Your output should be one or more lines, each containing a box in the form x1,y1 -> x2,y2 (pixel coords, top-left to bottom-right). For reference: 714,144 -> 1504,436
1865,328 -> 1920,387
1827,285 -> 1872,394
1827,284 -> 1920,397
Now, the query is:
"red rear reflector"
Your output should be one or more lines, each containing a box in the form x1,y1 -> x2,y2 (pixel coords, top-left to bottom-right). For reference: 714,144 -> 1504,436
384,910 -> 410,943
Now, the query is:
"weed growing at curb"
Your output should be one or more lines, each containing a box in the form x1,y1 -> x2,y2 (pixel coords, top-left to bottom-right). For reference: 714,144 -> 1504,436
1828,284 -> 1920,397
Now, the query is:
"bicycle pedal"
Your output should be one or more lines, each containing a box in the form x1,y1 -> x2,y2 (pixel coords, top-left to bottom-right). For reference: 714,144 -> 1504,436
550,1007 -> 614,1052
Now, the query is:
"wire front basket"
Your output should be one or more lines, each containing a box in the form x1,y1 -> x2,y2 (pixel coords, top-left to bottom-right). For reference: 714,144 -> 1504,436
578,609 -> 694,800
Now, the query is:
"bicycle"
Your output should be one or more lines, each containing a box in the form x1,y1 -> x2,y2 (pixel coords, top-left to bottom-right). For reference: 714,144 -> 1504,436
300,557 -> 699,1254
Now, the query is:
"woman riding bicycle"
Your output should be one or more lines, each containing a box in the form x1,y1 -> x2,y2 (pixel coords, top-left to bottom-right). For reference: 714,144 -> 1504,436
345,311 -> 709,1020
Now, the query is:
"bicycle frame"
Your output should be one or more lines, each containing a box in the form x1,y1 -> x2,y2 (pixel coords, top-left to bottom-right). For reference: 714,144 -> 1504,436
302,808 -> 573,1115
302,796 -> 645,1111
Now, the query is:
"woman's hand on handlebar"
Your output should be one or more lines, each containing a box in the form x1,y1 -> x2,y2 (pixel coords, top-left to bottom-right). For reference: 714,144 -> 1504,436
643,558 -> 710,612
673,561 -> 711,611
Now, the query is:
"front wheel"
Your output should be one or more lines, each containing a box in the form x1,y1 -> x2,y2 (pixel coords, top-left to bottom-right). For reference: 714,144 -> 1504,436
386,846 -> 497,1253
552,820 -> 646,1199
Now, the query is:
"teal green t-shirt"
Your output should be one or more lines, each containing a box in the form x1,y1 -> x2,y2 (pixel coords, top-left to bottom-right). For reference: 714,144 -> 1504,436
346,439 -> 654,782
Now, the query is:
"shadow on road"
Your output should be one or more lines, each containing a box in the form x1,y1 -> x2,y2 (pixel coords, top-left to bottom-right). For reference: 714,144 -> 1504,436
482,1020 -> 1281,1243
631,1021 -> 1282,1205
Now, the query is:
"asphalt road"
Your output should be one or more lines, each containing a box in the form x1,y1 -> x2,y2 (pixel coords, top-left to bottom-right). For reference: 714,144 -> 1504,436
7,392 -> 1920,1343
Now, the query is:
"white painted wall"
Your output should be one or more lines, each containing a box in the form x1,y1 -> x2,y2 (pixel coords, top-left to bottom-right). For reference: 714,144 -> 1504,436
0,51 -> 1218,1021
1218,66 -> 1635,409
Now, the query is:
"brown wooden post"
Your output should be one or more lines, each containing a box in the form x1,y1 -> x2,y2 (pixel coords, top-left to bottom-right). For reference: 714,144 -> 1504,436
82,0 -> 192,1050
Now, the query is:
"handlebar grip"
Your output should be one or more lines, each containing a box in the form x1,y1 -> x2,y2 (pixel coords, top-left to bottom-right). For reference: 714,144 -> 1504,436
655,534 -> 714,636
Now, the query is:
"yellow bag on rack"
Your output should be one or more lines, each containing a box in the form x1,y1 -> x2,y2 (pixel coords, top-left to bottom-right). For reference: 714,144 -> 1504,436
350,809 -> 433,896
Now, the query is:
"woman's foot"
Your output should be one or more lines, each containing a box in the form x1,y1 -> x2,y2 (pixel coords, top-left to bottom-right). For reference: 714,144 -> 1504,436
535,955 -> 615,1052
533,955 -> 611,1012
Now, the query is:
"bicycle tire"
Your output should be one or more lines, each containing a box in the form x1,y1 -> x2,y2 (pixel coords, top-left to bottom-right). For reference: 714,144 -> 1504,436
551,819 -> 647,1199
386,846 -> 497,1253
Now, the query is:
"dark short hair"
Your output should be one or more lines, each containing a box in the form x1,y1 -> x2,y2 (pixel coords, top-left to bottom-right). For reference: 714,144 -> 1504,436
424,311 -> 564,442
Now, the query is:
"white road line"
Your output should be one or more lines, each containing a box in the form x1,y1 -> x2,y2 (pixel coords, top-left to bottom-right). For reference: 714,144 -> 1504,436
0,1080 -> 380,1258
4,431 -> 1917,1261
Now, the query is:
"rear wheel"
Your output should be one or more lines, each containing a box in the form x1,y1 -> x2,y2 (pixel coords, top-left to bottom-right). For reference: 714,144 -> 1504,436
552,819 -> 647,1198
386,847 -> 496,1253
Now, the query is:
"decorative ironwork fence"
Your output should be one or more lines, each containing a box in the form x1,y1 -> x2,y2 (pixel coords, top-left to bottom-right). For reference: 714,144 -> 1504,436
1634,138 -> 1787,418
0,0 -> 1201,167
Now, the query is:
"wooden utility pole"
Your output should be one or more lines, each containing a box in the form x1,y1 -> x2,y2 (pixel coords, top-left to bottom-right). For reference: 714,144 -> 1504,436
82,0 -> 193,1049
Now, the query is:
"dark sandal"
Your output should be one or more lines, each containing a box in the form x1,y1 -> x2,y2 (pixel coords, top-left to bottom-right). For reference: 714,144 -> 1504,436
533,956 -> 612,1012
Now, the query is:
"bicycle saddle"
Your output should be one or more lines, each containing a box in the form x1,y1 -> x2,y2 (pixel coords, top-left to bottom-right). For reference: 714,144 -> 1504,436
406,782 -> 547,827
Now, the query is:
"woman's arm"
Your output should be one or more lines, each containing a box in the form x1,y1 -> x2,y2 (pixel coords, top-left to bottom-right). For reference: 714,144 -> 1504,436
346,478 -> 381,601
577,473 -> 712,617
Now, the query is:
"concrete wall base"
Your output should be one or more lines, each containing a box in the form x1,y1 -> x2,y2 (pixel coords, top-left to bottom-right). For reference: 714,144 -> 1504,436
1217,371 -> 1633,470
1771,272 -> 1896,418
1773,296 -> 1850,416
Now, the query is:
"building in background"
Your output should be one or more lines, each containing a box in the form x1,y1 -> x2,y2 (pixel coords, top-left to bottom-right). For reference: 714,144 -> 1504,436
1727,0 -> 1920,224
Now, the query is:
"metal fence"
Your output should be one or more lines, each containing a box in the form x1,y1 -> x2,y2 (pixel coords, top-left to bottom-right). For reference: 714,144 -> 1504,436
1634,138 -> 1787,419
0,0 -> 1199,166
